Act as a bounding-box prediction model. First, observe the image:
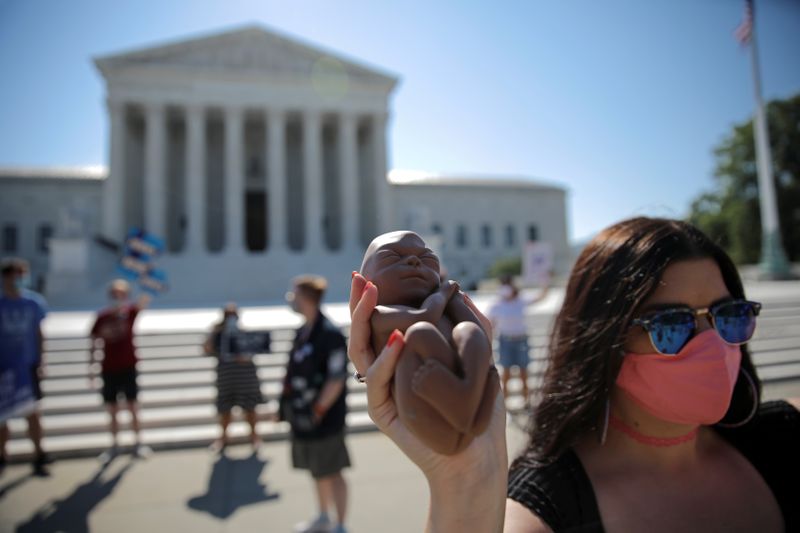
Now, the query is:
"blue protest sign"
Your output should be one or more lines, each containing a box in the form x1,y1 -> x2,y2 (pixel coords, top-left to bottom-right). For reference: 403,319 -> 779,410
125,227 -> 165,259
139,267 -> 169,295
117,227 -> 169,295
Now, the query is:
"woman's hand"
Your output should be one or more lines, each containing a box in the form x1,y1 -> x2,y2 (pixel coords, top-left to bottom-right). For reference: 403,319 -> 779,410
349,273 -> 507,532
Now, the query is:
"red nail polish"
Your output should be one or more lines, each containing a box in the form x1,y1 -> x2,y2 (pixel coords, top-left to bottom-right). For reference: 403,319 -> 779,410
366,281 -> 374,290
387,329 -> 402,348
351,271 -> 357,279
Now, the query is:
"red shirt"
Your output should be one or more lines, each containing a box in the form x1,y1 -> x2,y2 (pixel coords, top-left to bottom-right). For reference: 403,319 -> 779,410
90,304 -> 139,373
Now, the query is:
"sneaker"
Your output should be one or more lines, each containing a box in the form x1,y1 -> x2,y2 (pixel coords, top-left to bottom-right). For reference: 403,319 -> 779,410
133,444 -> 152,459
32,459 -> 50,477
97,446 -> 118,464
331,525 -> 348,533
293,514 -> 332,532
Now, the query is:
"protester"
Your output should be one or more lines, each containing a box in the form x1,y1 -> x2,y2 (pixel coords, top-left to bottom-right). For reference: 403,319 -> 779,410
348,217 -> 799,532
0,257 -> 51,476
89,279 -> 151,461
281,275 -> 350,533
203,303 -> 263,452
486,276 -> 549,402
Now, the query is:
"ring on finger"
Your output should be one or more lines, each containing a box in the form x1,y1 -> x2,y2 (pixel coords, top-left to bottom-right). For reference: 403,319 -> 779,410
353,371 -> 366,384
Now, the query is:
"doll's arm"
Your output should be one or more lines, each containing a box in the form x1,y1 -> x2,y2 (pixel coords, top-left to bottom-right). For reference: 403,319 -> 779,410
371,281 -> 458,333
445,290 -> 484,329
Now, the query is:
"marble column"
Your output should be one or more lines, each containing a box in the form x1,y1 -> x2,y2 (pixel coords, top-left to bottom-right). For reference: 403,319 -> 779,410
104,99 -> 126,243
302,112 -> 323,251
224,106 -> 245,252
372,112 -> 392,233
267,110 -> 286,251
338,113 -> 358,249
185,105 -> 206,253
143,103 -> 166,239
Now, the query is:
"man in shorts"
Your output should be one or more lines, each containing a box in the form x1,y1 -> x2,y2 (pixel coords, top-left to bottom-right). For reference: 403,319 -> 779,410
281,275 -> 350,533
0,257 -> 50,475
89,279 -> 151,460
486,277 -> 549,403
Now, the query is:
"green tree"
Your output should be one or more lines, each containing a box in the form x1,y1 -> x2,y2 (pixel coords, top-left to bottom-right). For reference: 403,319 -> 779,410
688,93 -> 800,264
487,256 -> 521,279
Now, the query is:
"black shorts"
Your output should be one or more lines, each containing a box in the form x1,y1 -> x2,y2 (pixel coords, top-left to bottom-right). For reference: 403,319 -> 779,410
102,368 -> 139,404
291,431 -> 351,479
30,365 -> 43,401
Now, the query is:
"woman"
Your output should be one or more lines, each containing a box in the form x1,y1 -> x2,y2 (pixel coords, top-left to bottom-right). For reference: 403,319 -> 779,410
204,303 -> 263,451
348,217 -> 798,532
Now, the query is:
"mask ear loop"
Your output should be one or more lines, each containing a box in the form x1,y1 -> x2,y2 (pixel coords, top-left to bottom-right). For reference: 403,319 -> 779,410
598,396 -> 610,445
716,368 -> 758,428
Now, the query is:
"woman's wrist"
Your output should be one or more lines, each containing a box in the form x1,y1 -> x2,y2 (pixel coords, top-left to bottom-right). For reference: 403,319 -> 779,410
424,451 -> 507,533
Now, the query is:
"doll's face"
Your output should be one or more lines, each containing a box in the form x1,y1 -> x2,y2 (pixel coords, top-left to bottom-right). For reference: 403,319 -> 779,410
360,231 -> 441,307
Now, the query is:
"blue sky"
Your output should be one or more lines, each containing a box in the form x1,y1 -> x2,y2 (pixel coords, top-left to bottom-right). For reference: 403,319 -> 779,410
1,0 -> 798,242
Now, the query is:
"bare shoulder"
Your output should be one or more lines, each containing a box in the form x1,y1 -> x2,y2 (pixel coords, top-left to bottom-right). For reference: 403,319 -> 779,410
505,499 -> 553,533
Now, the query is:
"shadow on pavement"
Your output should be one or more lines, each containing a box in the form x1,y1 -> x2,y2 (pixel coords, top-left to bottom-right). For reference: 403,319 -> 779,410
187,452 -> 279,519
15,457 -> 134,533
0,471 -> 34,498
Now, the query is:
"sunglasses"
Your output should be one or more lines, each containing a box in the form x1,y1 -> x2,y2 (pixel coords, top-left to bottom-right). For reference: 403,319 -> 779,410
632,299 -> 762,355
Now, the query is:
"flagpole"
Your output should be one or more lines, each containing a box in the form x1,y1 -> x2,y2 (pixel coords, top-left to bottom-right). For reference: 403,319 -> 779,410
747,5 -> 791,279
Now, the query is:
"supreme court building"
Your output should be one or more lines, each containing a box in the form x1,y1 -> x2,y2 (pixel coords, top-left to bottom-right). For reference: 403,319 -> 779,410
0,26 -> 569,307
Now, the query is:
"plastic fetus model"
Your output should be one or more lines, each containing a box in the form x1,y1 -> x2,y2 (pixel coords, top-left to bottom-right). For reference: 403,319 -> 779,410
360,231 -> 499,455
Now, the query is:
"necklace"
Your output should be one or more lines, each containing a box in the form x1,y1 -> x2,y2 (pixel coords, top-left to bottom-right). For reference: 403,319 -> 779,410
609,413 -> 698,447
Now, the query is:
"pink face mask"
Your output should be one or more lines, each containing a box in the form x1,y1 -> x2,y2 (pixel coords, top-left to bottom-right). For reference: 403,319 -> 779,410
616,329 -> 741,425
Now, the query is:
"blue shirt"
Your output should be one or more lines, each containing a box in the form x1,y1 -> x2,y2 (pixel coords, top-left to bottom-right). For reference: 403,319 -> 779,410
0,293 -> 46,367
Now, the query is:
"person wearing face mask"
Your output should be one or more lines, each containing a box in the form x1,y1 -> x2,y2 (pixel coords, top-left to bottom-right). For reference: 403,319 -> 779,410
0,257 -> 50,475
281,275 -> 350,533
203,303 -> 263,452
89,279 -> 151,461
348,217 -> 799,532
486,276 -> 549,403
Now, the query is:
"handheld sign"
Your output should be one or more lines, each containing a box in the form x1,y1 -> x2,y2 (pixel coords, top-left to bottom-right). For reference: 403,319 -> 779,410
522,241 -> 553,286
118,228 -> 169,295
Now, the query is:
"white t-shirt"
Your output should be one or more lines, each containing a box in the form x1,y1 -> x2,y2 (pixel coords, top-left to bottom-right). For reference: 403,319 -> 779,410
486,298 -> 528,337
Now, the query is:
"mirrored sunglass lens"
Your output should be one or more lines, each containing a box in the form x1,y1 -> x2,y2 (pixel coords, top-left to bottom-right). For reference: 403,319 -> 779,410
714,302 -> 757,344
649,312 -> 695,354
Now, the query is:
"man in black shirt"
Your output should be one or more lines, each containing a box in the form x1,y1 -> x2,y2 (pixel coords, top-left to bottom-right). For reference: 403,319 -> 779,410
281,275 -> 350,533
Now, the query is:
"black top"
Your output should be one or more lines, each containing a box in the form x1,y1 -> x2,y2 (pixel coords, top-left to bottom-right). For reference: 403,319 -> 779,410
508,401 -> 800,532
280,311 -> 348,440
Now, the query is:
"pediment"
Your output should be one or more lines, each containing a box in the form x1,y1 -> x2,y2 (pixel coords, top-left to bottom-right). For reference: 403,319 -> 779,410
95,25 -> 397,88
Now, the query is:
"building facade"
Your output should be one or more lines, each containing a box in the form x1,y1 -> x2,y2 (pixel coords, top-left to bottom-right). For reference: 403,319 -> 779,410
390,171 -> 570,289
0,26 -> 568,307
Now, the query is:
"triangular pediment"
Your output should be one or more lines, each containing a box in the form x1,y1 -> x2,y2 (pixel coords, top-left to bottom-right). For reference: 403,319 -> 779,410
95,25 -> 397,88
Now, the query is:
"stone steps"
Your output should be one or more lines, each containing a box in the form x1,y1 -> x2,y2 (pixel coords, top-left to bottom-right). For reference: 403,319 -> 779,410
6,412 -> 378,460
8,394 -> 371,439
6,304 -> 800,462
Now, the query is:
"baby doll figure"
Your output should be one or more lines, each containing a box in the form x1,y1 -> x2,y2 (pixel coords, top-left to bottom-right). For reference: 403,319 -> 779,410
360,231 -> 499,455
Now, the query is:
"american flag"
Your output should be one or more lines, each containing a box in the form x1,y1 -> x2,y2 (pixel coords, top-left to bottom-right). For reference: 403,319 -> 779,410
735,0 -> 754,45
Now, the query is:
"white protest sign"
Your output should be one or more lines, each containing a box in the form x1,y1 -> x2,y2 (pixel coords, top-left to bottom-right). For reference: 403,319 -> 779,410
522,241 -> 553,286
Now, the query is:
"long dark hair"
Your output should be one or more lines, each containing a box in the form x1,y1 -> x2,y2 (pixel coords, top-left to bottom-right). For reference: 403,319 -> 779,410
514,217 -> 761,466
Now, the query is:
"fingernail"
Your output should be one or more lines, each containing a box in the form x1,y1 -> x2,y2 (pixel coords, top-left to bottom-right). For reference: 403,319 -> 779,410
387,329 -> 402,348
351,271 -> 357,279
365,281 -> 374,290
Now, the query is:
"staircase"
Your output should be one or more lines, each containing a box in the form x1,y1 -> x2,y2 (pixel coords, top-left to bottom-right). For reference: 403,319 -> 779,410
6,299 -> 800,461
